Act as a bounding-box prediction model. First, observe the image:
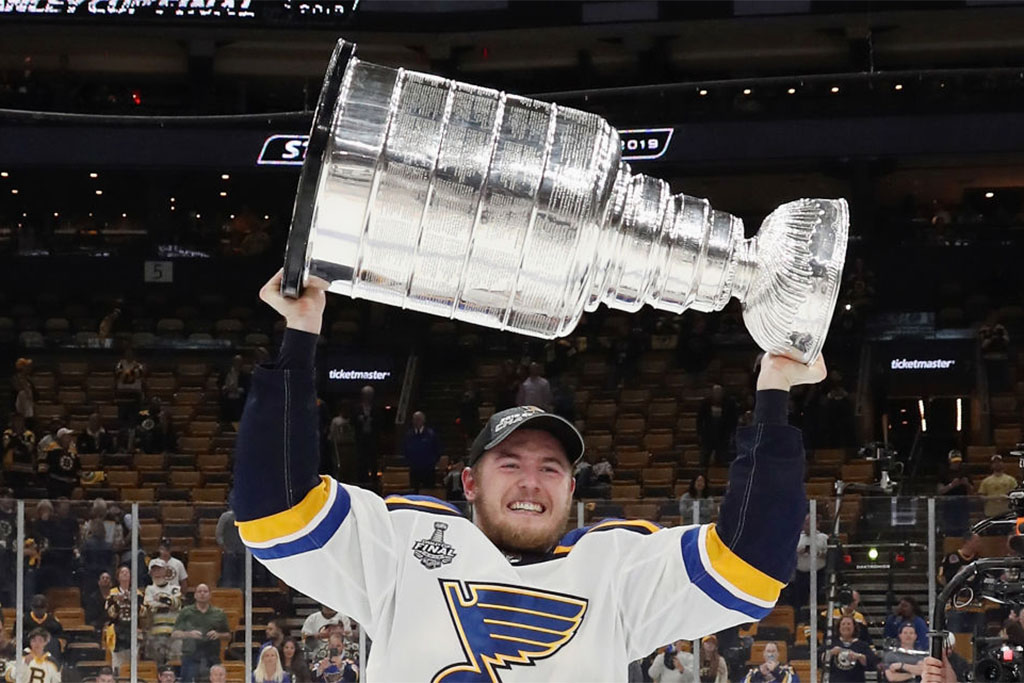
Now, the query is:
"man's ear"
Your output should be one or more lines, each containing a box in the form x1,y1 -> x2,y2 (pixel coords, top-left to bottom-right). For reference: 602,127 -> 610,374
461,467 -> 477,502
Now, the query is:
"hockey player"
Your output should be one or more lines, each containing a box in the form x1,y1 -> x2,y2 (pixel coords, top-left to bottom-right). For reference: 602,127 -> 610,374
232,270 -> 827,682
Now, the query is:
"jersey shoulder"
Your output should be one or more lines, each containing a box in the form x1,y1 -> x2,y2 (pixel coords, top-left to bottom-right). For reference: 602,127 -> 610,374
553,518 -> 663,555
383,494 -> 465,518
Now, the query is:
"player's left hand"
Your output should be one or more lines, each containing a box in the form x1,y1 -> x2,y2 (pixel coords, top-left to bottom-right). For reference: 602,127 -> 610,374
757,353 -> 827,392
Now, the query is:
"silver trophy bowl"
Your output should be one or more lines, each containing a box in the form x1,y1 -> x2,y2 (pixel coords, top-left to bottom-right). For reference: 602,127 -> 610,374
283,40 -> 848,364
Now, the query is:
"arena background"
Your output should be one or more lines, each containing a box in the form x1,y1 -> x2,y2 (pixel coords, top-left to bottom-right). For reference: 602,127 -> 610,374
2,1 -> 1024,681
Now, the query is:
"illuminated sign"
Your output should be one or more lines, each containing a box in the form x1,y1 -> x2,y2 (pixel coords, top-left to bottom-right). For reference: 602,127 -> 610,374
256,126 -> 677,166
890,358 -> 957,370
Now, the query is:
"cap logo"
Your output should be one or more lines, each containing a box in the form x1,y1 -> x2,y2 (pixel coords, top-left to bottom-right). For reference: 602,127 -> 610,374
493,406 -> 545,433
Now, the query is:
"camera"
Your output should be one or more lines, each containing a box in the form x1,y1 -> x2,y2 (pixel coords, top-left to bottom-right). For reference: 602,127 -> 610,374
974,637 -> 1024,682
836,583 -> 854,606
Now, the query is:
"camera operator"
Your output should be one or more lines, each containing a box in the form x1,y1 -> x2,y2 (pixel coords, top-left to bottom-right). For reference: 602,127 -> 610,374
823,615 -> 878,683
648,640 -> 693,683
742,642 -> 798,683
881,623 -> 925,682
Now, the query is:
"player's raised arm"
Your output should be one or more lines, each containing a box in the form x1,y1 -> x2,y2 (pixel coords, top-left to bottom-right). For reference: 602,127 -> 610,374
230,269 -> 326,523
229,271 -> 400,633
616,354 -> 825,657
714,354 -> 826,586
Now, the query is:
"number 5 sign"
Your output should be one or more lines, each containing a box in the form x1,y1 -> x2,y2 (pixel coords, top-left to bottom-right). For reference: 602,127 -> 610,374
144,261 -> 174,284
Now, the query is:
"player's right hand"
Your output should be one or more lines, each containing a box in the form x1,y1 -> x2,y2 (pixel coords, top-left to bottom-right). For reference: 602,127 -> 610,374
757,353 -> 827,391
259,268 -> 329,335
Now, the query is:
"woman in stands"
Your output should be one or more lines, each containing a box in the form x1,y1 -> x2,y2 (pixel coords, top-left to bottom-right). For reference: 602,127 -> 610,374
678,473 -> 715,523
280,638 -> 312,683
253,643 -> 291,683
699,635 -> 729,683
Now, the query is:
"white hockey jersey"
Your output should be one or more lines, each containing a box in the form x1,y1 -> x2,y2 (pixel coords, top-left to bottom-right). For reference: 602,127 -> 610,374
4,655 -> 60,683
238,477 -> 783,682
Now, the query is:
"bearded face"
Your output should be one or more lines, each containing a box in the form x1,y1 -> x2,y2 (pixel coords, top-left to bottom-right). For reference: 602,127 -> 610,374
463,429 -> 575,554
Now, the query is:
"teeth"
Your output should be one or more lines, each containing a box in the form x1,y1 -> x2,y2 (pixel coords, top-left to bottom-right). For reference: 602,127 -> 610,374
509,502 -> 543,513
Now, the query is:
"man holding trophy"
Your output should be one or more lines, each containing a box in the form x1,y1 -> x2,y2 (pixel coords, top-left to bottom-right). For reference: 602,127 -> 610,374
231,39 -> 848,681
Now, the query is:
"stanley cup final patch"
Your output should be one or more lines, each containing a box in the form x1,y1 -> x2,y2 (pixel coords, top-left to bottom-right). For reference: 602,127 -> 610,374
413,522 -> 458,569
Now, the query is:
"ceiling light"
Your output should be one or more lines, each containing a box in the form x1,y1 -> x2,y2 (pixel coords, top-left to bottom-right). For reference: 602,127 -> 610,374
221,174 -> 230,180
53,212 -> 59,217
985,191 -> 995,199
88,212 -> 93,217
10,189 -> 18,195
787,87 -> 796,95
121,213 -> 127,218
95,190 -> 103,195
196,213 -> 201,219
219,191 -> 227,197
263,214 -> 269,220
830,86 -> 840,93
229,214 -> 235,219
742,88 -> 751,95
894,83 -> 903,91
698,89 -> 708,96
170,197 -> 175,202
0,172 -> 8,178
89,172 -> 98,179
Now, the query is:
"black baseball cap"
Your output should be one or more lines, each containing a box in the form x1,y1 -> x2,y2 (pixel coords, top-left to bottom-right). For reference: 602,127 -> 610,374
467,406 -> 585,467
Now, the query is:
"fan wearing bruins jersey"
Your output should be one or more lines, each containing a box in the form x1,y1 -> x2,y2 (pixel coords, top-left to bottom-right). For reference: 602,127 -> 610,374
5,629 -> 60,683
231,271 -> 827,682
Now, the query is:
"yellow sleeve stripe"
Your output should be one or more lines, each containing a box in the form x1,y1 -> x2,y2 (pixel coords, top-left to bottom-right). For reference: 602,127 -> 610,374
384,495 -> 462,515
702,524 -> 784,605
236,476 -> 334,544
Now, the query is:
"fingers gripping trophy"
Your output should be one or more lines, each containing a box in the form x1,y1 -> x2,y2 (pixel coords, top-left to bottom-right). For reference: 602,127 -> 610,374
281,40 -> 849,362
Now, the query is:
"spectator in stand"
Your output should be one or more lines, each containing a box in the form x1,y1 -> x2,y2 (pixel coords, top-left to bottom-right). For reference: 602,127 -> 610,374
262,619 -> 288,651
281,637 -> 312,683
45,427 -> 80,499
312,631 -> 358,683
937,450 -> 974,536
820,371 -> 856,447
457,379 -> 481,446
216,508 -> 245,588
145,558 -> 184,666
14,628 -> 60,683
790,513 -> 828,612
34,417 -> 62,464
104,565 -> 142,676
697,385 -> 738,468
883,597 -> 929,651
443,456 -> 465,501
77,412 -> 114,455
29,500 -> 59,592
981,324 -> 1012,392
136,397 -> 175,455
156,538 -> 188,592
3,413 -> 37,492
42,498 -> 77,588
402,411 -> 441,491
172,583 -> 231,683
84,571 -> 113,631
158,665 -> 178,683
80,517 -> 114,587
209,665 -> 227,683
0,489 -> 14,606
647,640 -> 693,683
351,386 -> 382,485
114,344 -> 144,436
678,315 -> 714,375
254,643 -> 292,683
979,454 -> 1018,519
220,355 -> 250,422
22,594 -> 62,665
326,406 -> 353,483
492,359 -> 518,412
95,666 -> 116,683
98,306 -> 121,340
0,612 -> 14,677
678,474 -> 715,524
742,641 -> 799,683
301,605 -> 348,644
573,453 -> 613,499
826,590 -> 870,642
516,362 -> 553,412
698,635 -> 728,683
823,616 -> 877,683
882,622 -> 926,682
13,375 -> 34,428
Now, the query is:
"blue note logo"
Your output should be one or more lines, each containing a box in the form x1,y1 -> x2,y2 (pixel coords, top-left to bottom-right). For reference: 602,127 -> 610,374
432,580 -> 588,682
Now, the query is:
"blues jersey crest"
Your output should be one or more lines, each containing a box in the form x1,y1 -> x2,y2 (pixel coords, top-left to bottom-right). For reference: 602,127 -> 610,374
433,580 -> 588,682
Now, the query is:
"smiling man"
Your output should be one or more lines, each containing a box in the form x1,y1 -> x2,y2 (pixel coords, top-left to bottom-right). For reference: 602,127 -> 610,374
231,271 -> 826,682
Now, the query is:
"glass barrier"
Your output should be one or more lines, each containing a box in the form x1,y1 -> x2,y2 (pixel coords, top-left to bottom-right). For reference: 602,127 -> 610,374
7,492 -> 1022,681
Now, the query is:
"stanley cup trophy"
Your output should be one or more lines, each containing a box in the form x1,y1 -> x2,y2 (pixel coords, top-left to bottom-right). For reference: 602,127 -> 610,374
282,40 -> 849,363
